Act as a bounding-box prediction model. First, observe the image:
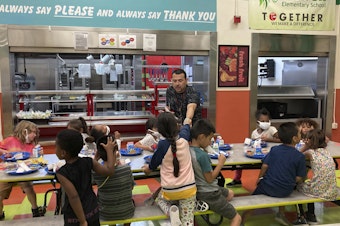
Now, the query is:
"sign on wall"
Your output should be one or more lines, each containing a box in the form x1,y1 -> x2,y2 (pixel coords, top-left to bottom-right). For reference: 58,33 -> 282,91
249,0 -> 335,31
218,45 -> 249,88
0,0 -> 216,31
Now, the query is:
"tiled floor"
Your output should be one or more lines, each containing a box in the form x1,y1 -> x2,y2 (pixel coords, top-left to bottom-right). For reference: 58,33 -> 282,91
2,159 -> 340,225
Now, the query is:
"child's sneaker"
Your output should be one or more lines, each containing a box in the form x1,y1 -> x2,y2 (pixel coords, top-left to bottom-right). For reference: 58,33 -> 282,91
0,212 -> 4,220
195,200 -> 209,212
32,206 -> 46,217
226,180 -> 242,187
305,212 -> 318,225
292,216 -> 309,225
169,205 -> 182,226
144,196 -> 155,206
274,212 -> 290,226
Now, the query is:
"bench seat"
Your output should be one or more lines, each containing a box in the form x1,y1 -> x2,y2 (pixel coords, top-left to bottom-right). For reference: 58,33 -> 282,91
230,189 -> 340,211
2,190 -> 340,226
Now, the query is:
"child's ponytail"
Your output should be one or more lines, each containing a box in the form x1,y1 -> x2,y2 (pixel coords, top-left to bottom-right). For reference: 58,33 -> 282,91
169,137 -> 179,177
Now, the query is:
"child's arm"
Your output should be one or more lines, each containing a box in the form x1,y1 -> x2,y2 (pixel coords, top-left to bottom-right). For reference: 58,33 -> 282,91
261,132 -> 281,143
56,174 -> 87,226
134,141 -> 154,152
256,163 -> 268,184
93,137 -> 116,176
203,154 -> 226,183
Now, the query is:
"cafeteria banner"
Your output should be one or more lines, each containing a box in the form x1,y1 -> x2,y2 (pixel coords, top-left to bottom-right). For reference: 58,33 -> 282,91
249,0 -> 335,31
0,0 -> 216,31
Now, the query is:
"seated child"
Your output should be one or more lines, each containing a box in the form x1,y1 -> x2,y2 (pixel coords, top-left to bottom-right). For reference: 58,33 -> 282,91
67,117 -> 96,155
190,119 -> 242,226
90,124 -> 121,141
0,120 -> 45,219
92,135 -> 135,224
134,117 -> 160,152
295,118 -> 320,152
294,129 -> 338,225
67,117 -> 90,142
249,122 -> 307,226
228,108 -> 280,187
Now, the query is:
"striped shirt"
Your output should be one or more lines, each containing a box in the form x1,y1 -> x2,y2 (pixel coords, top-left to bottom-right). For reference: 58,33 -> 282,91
93,164 -> 135,221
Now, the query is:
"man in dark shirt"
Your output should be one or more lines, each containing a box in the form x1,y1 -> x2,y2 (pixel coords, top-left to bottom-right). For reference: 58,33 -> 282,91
165,69 -> 201,125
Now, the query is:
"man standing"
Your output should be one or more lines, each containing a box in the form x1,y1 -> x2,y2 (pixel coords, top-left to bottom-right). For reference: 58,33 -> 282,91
166,69 -> 201,125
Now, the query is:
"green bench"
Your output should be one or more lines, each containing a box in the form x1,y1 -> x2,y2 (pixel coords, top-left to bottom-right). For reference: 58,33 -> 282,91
2,190 -> 340,226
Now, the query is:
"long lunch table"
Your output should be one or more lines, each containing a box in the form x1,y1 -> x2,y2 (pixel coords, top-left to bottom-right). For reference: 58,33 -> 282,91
122,141 -> 340,172
2,141 -> 339,182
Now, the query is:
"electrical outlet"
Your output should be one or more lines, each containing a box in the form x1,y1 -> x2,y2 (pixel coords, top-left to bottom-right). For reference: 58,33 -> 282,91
332,122 -> 338,129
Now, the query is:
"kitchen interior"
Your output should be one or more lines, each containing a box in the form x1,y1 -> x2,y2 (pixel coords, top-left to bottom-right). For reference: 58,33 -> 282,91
13,53 -> 210,142
250,34 -> 336,137
0,26 -> 216,143
257,56 -> 328,129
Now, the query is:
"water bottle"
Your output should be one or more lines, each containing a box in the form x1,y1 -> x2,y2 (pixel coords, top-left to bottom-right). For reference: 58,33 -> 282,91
296,140 -> 304,151
254,140 -> 262,155
219,138 -> 224,147
211,137 -> 215,146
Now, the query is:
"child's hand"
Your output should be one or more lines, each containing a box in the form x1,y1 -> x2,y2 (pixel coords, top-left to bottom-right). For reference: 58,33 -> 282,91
260,134 -> 268,141
142,164 -> 152,175
0,149 -> 9,156
100,136 -> 116,152
217,153 -> 227,165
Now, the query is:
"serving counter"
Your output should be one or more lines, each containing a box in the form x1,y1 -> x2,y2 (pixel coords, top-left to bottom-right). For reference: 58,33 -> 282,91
17,89 -> 156,143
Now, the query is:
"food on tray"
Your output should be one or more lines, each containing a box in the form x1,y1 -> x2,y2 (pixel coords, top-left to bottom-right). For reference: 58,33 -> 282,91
1,152 -> 30,161
31,156 -> 48,166
128,149 -> 137,154
13,152 -> 23,160
16,161 -> 32,173
246,150 -> 254,156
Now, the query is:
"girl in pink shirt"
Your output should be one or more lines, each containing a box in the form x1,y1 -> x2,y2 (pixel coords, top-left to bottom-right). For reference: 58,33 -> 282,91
0,120 -> 45,220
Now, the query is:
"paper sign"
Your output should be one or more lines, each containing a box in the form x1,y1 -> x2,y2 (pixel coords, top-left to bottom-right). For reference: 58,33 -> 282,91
143,34 -> 156,51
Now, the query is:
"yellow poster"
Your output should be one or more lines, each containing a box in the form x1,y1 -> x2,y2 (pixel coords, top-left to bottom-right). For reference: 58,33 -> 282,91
249,0 -> 335,30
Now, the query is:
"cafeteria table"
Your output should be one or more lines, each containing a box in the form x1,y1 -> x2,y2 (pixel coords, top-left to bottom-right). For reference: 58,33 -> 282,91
0,154 -> 58,183
121,141 -> 340,172
0,154 -> 62,215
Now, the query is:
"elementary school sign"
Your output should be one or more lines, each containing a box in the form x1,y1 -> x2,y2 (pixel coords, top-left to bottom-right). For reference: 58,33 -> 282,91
249,0 -> 335,31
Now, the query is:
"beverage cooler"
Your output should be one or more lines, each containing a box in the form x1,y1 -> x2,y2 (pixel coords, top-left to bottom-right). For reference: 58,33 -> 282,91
0,25 -> 217,142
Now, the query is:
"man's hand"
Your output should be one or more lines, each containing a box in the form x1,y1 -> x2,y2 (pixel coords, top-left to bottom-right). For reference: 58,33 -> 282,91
183,117 -> 192,126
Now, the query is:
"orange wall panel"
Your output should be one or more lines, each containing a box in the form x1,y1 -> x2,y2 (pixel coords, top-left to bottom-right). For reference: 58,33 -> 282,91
216,90 -> 250,143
